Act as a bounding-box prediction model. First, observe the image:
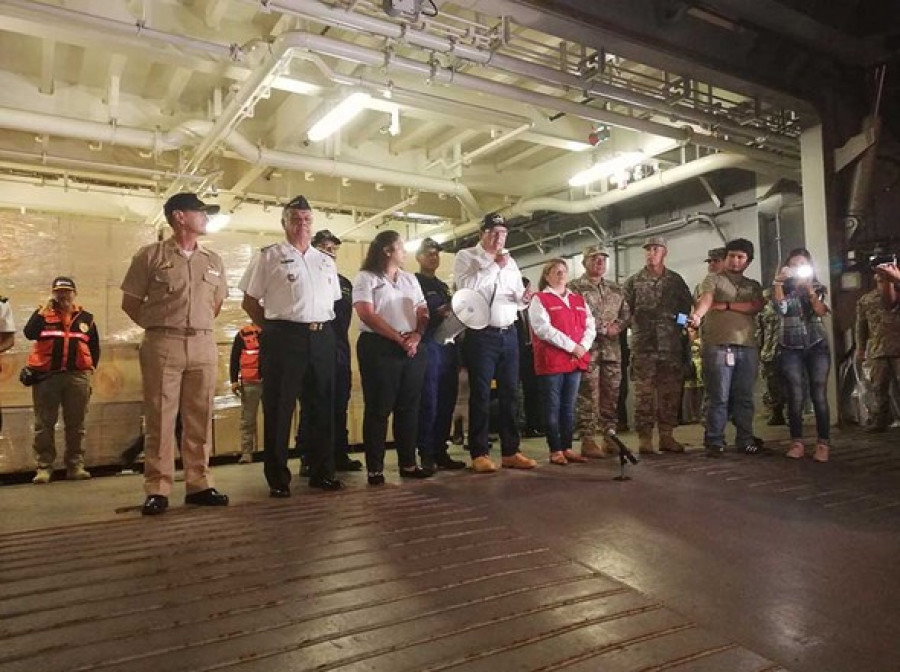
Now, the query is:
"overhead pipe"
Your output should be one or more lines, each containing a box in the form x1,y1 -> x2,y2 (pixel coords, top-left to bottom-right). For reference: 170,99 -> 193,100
255,0 -> 800,155
0,106 -> 480,217
340,193 -> 419,238
425,123 -> 533,171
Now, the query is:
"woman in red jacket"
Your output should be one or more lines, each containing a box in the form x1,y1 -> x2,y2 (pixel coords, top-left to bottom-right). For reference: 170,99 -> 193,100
528,259 -> 596,465
24,276 -> 100,484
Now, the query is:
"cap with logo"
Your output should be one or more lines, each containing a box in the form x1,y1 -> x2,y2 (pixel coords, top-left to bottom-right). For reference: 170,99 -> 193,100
642,235 -> 667,249
582,244 -> 610,259
285,195 -> 312,211
480,212 -> 508,231
704,247 -> 727,262
417,237 -> 443,254
51,276 -> 76,292
312,229 -> 342,247
163,192 -> 220,218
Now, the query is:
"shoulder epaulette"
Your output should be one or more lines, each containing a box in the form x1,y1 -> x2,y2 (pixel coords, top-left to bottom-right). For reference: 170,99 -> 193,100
261,243 -> 277,252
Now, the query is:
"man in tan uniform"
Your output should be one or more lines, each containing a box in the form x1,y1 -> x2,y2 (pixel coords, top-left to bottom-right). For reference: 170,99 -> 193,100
568,244 -> 630,457
121,192 -> 229,515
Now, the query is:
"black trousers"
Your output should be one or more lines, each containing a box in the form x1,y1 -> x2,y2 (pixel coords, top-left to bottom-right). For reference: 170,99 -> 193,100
260,321 -> 335,489
357,332 -> 427,473
296,352 -> 351,458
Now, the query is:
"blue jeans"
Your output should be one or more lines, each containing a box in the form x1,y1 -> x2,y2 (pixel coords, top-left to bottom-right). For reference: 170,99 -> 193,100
539,371 -> 582,453
703,344 -> 758,448
779,341 -> 831,441
417,339 -> 459,461
463,328 -> 520,457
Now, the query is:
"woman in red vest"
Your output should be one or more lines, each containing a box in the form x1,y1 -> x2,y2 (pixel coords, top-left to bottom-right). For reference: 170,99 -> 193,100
23,276 -> 100,483
528,259 -> 596,465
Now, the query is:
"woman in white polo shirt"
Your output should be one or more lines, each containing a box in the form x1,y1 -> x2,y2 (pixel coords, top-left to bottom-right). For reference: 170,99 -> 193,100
353,230 -> 433,485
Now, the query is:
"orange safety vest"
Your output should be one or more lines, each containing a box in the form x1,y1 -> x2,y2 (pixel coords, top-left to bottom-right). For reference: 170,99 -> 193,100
26,306 -> 95,372
238,325 -> 261,383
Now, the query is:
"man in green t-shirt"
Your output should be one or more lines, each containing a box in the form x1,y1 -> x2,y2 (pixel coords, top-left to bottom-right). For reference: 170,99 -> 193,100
689,239 -> 765,457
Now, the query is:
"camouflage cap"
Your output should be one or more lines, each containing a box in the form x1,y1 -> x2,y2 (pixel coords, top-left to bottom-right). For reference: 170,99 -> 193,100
704,247 -> 726,262
642,235 -> 667,249
582,244 -> 610,259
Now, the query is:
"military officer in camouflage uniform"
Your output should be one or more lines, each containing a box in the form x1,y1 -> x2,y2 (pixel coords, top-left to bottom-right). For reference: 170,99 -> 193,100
623,236 -> 694,454
856,273 -> 900,431
756,288 -> 786,425
568,244 -> 630,457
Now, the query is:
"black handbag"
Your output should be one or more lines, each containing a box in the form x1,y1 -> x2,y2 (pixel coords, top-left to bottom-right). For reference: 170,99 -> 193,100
19,366 -> 50,387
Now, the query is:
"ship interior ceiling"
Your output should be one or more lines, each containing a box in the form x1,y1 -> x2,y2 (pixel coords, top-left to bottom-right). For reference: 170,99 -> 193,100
3,2 -> 900,672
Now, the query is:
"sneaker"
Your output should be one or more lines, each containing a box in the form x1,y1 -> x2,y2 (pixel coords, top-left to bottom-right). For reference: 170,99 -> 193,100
785,441 -> 805,459
471,456 -> 497,473
501,452 -> 537,469
32,468 -> 52,484
705,445 -> 724,458
367,472 -> 385,486
66,466 -> 92,480
562,449 -> 588,463
549,451 -> 567,465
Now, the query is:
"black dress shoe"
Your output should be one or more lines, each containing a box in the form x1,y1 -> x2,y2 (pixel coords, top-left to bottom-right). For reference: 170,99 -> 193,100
269,487 -> 291,498
141,494 -> 169,516
367,473 -> 385,486
335,454 -> 363,471
184,488 -> 229,506
399,466 -> 433,479
309,476 -> 344,491
434,453 -> 467,470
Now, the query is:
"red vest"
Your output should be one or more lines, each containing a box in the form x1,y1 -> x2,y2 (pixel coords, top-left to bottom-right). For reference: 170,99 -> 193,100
532,291 -> 590,375
238,325 -> 261,383
26,307 -> 95,372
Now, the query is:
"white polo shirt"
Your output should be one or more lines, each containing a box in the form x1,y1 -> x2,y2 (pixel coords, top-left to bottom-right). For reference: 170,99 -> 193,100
453,243 -> 526,328
0,300 -> 14,333
352,269 -> 426,334
239,241 -> 340,322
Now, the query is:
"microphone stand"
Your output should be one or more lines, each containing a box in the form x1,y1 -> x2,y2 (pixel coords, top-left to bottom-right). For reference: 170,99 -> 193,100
606,429 -> 638,481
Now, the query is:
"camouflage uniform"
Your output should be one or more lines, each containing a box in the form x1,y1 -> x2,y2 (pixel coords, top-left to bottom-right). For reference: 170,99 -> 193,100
755,301 -> 786,424
568,273 -> 630,441
856,288 -> 900,429
623,266 -> 693,438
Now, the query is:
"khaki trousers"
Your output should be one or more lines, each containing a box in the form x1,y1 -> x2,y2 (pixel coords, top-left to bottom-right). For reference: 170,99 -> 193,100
32,370 -> 92,469
140,331 -> 217,497
239,381 -> 262,455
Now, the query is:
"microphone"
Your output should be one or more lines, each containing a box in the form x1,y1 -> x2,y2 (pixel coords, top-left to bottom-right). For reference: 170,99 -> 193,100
606,428 -> 638,466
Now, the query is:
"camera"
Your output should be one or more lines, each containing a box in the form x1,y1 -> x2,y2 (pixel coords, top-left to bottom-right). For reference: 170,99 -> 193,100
869,253 -> 897,268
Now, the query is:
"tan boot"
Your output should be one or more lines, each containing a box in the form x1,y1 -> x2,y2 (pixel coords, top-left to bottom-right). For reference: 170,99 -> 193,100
637,431 -> 657,454
580,436 -> 605,459
658,430 -> 685,453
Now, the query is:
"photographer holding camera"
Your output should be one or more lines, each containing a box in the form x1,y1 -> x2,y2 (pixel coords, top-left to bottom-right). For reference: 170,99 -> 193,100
772,248 -> 831,462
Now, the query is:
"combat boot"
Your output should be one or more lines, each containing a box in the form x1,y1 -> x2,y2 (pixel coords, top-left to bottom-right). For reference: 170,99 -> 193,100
658,430 -> 685,453
580,435 -> 605,459
637,431 -> 657,454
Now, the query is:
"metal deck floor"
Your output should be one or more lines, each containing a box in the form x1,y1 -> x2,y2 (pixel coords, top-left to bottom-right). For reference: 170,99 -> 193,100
1,423 -> 898,672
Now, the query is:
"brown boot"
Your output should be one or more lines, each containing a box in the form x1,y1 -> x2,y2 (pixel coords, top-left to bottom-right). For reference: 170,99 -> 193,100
637,431 -> 657,454
658,430 -> 685,453
580,436 -> 605,459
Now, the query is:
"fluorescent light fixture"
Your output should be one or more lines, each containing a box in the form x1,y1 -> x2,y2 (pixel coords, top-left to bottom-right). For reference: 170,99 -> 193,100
206,213 -> 230,232
568,151 -> 645,187
398,211 -> 443,221
307,92 -> 372,142
272,76 -> 321,95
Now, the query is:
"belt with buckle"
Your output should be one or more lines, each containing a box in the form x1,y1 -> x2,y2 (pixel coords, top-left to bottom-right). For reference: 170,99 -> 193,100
301,322 -> 326,331
483,325 -> 513,333
147,326 -> 211,336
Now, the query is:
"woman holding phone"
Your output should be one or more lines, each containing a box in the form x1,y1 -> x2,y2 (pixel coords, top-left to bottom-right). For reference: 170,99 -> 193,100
771,248 -> 831,462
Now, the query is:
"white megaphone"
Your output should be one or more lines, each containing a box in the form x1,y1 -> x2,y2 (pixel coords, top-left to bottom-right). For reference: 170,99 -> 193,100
433,288 -> 491,344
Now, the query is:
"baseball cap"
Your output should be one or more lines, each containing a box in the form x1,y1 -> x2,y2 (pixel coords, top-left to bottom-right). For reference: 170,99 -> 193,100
417,237 -> 443,254
163,192 -> 220,218
582,244 -> 610,259
51,276 -> 76,292
480,212 -> 508,231
704,247 -> 726,262
312,229 -> 342,247
285,195 -> 312,210
642,235 -> 667,249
